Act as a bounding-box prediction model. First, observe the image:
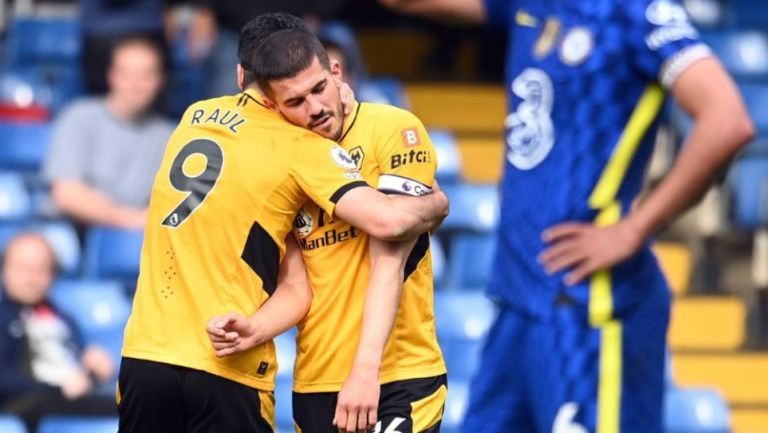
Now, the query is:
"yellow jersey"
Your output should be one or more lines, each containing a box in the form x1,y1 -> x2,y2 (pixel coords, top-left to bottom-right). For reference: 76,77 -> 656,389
292,103 -> 446,393
122,89 -> 366,391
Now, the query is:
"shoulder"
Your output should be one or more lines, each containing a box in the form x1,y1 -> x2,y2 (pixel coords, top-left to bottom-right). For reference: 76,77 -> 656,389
55,97 -> 105,123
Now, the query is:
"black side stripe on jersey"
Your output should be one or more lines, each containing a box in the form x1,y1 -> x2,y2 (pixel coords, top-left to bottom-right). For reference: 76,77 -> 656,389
338,103 -> 362,143
330,181 -> 369,204
404,233 -> 430,282
241,222 -> 280,296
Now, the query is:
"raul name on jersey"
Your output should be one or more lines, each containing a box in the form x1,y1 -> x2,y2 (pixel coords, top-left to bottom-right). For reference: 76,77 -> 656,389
294,207 -> 360,251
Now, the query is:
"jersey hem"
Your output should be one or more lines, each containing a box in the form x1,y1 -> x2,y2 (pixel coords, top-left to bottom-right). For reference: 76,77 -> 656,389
121,347 -> 275,391
291,364 -> 447,393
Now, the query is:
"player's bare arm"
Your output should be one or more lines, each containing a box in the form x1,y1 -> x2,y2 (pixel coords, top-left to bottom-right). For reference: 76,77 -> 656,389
207,235 -> 311,357
334,183 -> 448,242
333,237 -> 418,433
540,57 -> 755,285
378,0 -> 486,23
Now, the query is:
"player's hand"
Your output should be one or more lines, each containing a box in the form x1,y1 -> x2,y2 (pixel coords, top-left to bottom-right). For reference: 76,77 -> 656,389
339,82 -> 356,116
333,365 -> 380,433
206,313 -> 261,357
61,369 -> 92,400
81,346 -> 115,383
539,219 -> 644,285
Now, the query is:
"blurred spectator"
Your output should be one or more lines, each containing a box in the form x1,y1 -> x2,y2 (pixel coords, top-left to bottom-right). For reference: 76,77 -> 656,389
43,37 -> 173,230
0,233 -> 115,431
172,1 -> 346,97
317,22 -> 391,104
81,0 -> 168,95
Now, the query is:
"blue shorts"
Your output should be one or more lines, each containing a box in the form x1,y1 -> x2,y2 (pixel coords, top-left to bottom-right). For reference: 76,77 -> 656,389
461,284 -> 670,433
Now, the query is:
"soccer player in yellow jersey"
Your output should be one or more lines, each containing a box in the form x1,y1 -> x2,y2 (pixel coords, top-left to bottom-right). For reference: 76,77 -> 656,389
208,27 -> 447,433
117,14 -> 449,433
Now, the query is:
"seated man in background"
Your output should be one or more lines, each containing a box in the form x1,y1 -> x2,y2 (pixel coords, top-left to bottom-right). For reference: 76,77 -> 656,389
0,233 -> 115,431
43,36 -> 174,230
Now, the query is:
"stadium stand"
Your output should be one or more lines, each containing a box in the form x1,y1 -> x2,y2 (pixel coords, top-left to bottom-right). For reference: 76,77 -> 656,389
37,416 -> 119,433
0,414 -> 27,433
82,227 -> 144,287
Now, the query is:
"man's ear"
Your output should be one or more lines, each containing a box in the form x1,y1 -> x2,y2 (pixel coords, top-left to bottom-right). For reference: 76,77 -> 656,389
330,59 -> 344,86
236,64 -> 245,91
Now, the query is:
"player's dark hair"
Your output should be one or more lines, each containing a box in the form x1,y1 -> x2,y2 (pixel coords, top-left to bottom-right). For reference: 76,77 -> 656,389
251,29 -> 331,96
238,13 -> 312,87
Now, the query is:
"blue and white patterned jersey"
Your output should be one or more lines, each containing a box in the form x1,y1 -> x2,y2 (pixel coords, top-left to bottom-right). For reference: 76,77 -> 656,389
485,0 -> 710,319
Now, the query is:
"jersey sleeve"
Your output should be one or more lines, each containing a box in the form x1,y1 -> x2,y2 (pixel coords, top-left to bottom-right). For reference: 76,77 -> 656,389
290,134 -> 369,216
483,0 -> 514,30
374,110 -> 437,197
623,0 -> 712,88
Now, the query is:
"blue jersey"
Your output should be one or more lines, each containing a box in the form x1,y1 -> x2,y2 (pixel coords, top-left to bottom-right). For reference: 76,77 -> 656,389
485,0 -> 710,319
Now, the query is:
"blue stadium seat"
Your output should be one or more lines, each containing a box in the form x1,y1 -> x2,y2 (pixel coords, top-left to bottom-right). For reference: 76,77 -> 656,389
6,18 -> 81,67
429,129 -> 462,184
446,233 -> 496,289
739,83 -> 768,141
664,387 -> 730,433
441,183 -> 499,232
275,329 -> 297,378
0,414 -> 27,433
0,121 -> 52,171
702,31 -> 768,80
11,65 -> 84,113
730,155 -> 768,229
0,172 -> 32,220
434,291 -> 494,379
38,416 -> 118,433
684,0 -> 724,28
50,280 -> 131,368
365,77 -> 409,108
441,378 -> 469,433
274,376 -> 294,431
431,236 -> 447,288
84,227 -> 144,286
35,220 -> 81,276
0,71 -> 54,110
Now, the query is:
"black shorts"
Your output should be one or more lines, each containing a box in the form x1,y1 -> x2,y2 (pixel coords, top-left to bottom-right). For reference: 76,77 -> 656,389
117,357 -> 274,433
293,375 -> 447,433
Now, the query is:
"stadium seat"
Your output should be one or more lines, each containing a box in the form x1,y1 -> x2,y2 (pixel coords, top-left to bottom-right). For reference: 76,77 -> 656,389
0,172 -> 32,220
441,183 -> 499,232
434,291 -> 495,379
0,414 -> 26,433
6,18 -> 81,67
275,329 -> 297,378
35,220 -> 81,276
703,31 -> 768,80
684,0 -> 724,28
50,280 -> 132,367
445,233 -> 496,289
730,155 -> 768,229
11,65 -> 84,113
274,376 -> 294,431
441,378 -> 469,433
664,387 -> 731,433
431,235 -> 447,288
0,121 -> 52,171
37,416 -> 118,433
429,129 -> 462,184
0,71 -> 54,114
365,77 -> 409,108
83,226 -> 144,286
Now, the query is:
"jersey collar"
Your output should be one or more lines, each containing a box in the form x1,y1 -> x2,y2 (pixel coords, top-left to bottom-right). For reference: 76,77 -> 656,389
339,101 -> 361,143
242,87 -> 269,108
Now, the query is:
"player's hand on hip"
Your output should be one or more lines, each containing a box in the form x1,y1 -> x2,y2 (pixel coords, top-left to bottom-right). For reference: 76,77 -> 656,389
539,219 -> 643,285
206,313 -> 259,357
333,366 -> 380,433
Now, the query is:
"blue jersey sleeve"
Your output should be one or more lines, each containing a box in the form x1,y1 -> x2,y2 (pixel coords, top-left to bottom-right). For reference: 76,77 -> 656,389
483,0 -> 514,30
622,0 -> 711,88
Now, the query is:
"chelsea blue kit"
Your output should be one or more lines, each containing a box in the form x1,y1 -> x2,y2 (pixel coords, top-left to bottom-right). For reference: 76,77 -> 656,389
463,1 -> 711,432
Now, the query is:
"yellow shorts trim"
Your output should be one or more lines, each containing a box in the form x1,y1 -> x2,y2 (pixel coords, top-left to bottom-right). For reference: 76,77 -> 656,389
410,384 -> 447,432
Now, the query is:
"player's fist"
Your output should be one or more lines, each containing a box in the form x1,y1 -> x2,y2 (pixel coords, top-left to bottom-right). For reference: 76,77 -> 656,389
333,366 -> 380,433
206,313 -> 261,358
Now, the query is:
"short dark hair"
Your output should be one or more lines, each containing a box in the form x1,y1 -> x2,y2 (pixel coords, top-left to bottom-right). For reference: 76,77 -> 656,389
238,13 -> 311,86
252,29 -> 331,95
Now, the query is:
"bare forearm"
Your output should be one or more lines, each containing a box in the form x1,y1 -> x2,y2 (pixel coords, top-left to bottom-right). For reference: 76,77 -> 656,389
626,112 -> 751,238
248,282 -> 311,346
352,239 -> 413,371
52,181 -> 137,226
387,193 -> 448,240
